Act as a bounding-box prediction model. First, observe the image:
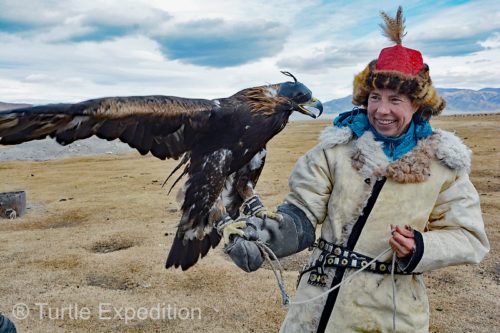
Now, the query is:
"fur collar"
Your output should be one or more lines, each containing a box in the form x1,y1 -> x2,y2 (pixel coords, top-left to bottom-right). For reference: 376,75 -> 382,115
434,128 -> 472,174
319,126 -> 472,183
351,131 -> 390,179
318,126 -> 352,149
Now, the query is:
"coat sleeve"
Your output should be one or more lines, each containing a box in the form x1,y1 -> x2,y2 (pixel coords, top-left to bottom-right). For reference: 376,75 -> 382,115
283,145 -> 334,228
414,172 -> 490,272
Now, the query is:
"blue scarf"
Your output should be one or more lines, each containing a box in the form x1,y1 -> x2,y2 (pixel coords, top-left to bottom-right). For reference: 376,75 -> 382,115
333,108 -> 433,161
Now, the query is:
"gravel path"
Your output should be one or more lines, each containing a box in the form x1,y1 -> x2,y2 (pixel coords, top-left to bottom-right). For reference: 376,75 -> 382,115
0,137 -> 134,161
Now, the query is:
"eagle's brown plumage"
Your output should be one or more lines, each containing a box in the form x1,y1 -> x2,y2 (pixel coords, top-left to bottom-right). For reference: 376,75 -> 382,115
242,85 -> 290,116
0,73 -> 322,270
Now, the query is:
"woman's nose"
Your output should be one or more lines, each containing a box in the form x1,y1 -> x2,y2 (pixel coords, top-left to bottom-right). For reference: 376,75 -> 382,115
376,101 -> 390,114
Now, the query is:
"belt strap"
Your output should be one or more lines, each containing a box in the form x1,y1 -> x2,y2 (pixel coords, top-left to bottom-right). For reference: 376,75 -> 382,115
317,238 -> 409,274
299,238 -> 412,288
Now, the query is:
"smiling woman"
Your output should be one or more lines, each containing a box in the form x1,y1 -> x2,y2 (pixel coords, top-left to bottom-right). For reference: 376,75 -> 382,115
222,7 -> 489,333
367,88 -> 417,138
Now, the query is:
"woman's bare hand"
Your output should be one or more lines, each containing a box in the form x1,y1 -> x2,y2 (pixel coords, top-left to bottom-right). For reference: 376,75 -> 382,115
389,224 -> 415,258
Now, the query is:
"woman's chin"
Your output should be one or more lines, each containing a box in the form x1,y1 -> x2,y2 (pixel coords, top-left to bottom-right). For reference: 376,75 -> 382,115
373,125 -> 398,137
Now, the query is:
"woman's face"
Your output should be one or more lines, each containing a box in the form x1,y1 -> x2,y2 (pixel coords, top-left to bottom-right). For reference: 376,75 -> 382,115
367,88 -> 417,137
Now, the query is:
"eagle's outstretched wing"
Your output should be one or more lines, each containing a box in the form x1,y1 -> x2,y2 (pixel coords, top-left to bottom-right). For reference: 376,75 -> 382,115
0,94 -> 261,271
0,96 -> 216,160
0,95 -> 227,269
0,75 -> 323,272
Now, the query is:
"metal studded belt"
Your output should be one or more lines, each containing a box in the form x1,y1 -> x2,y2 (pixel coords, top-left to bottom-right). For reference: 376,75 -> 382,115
299,238 -> 413,287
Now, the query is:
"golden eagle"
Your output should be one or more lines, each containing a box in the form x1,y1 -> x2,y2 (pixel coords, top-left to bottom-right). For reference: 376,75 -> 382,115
0,72 -> 322,270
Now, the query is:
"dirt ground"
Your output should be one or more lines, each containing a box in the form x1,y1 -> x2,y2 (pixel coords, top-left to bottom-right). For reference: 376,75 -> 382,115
0,114 -> 498,332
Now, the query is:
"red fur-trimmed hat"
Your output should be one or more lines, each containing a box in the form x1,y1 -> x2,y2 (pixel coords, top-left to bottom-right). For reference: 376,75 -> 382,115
352,7 -> 446,115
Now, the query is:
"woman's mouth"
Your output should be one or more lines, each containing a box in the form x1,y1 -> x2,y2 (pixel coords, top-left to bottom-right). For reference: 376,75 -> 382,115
376,119 -> 396,125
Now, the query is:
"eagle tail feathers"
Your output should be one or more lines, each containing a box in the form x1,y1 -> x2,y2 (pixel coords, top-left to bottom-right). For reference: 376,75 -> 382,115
165,229 -> 220,270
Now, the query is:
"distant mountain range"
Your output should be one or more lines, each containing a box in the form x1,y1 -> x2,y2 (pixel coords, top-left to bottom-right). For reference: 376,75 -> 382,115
323,87 -> 500,114
0,102 -> 31,111
2,87 -> 500,114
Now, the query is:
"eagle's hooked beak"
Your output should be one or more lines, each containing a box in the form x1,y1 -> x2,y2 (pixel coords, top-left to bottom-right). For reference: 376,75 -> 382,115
298,97 -> 323,119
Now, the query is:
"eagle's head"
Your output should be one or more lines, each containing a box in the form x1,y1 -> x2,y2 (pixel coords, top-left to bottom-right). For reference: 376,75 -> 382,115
277,71 -> 323,119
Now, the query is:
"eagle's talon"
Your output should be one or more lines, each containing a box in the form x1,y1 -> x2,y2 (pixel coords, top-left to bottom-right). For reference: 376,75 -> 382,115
266,210 -> 283,223
255,209 -> 283,223
223,221 -> 247,245
254,210 -> 266,220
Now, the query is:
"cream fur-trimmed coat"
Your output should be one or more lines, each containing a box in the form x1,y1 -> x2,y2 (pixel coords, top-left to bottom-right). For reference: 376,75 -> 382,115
280,126 -> 489,333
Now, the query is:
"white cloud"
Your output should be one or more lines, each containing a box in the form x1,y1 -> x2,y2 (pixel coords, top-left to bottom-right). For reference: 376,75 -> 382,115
24,74 -> 50,82
408,2 -> 500,41
480,32 -> 500,49
0,0 -> 499,105
429,46 -> 500,89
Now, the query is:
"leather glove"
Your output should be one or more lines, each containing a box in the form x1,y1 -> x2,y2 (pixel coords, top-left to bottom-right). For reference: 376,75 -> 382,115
222,204 -> 316,272
223,219 -> 266,272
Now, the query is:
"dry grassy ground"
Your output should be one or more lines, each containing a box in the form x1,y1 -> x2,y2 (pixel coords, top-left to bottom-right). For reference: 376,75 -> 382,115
0,114 -> 498,332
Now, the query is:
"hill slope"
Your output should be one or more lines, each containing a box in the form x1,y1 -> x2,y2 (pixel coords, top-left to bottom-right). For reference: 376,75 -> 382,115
0,102 -> 31,111
323,88 -> 500,114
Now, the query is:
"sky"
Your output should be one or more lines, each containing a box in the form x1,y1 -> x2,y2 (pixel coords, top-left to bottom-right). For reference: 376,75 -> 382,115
0,0 -> 499,105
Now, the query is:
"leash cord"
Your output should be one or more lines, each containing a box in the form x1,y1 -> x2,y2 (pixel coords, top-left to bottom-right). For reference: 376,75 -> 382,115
391,251 -> 397,333
253,240 -> 290,307
289,247 -> 393,305
256,244 -> 398,333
